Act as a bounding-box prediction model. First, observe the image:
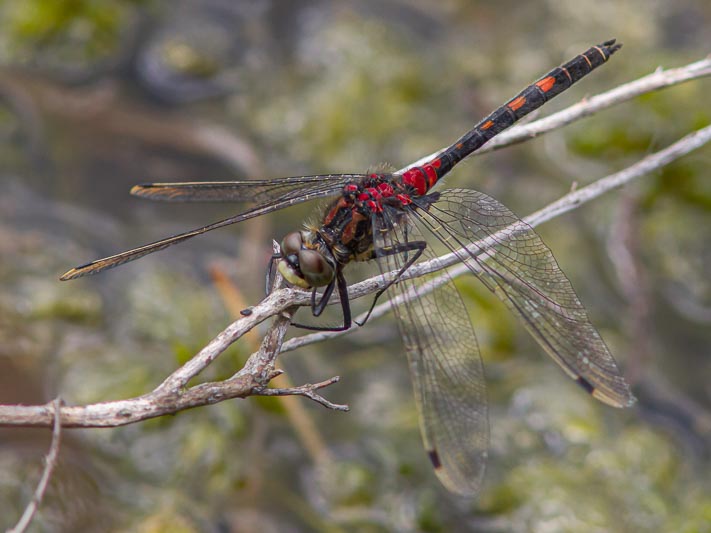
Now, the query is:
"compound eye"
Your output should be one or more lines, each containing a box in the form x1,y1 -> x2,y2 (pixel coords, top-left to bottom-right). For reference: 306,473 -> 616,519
280,232 -> 303,256
299,249 -> 335,287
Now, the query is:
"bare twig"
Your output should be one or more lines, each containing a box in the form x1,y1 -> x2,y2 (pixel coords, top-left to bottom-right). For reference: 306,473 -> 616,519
210,263 -> 337,464
255,376 -> 349,412
1,57 -> 710,428
8,398 -> 63,533
211,262 -> 326,492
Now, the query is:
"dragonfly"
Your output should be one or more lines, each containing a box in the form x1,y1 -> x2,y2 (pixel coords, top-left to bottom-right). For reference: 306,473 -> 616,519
61,39 -> 635,496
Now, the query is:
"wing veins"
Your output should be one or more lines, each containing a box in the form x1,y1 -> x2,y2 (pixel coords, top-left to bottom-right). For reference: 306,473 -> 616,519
374,205 -> 488,496
60,182 -> 345,280
412,190 -> 634,407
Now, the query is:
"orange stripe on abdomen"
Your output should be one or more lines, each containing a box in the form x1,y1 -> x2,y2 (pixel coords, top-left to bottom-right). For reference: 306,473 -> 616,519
536,76 -> 556,93
508,95 -> 526,111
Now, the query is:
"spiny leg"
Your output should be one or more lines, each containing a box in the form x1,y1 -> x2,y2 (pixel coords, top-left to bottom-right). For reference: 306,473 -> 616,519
291,271 -> 352,332
355,240 -> 427,327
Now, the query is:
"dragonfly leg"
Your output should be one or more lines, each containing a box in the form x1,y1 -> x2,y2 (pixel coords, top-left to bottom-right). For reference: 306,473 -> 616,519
290,270 -> 353,332
355,240 -> 427,327
312,279 -> 336,316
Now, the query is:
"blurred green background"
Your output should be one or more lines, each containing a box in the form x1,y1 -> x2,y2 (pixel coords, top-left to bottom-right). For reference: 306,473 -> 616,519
1,1 -> 710,532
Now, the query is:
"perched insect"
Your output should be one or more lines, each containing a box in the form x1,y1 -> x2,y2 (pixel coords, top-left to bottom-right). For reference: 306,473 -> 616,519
61,40 -> 634,495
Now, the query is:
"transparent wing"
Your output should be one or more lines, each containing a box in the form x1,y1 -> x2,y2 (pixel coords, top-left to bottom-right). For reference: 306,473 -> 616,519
60,174 -> 362,280
373,205 -> 488,496
415,188 -> 635,408
130,174 -> 368,202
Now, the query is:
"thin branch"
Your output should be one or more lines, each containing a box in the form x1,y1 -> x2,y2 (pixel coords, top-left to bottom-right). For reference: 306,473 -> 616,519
0,256 -> 302,427
8,398 -> 63,533
210,264 -> 337,465
1,58 -> 710,428
154,286 -> 305,394
479,56 -> 711,153
255,376 -> 349,412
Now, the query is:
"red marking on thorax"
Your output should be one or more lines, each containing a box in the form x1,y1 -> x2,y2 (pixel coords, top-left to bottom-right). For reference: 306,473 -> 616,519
341,210 -> 367,244
377,182 -> 394,196
536,76 -> 556,93
508,95 -> 526,111
396,193 -> 412,205
324,197 -> 349,225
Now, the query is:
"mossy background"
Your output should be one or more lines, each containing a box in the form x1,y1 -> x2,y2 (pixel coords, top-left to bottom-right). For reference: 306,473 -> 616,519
1,1 -> 709,531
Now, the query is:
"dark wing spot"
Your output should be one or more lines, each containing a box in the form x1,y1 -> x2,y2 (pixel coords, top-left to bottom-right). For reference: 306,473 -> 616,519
576,376 -> 595,395
428,449 -> 442,469
240,308 -> 253,316
59,260 -> 99,280
75,260 -> 98,270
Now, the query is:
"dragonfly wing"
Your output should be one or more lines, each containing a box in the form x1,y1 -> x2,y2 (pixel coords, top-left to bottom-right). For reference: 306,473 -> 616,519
59,177 -> 356,280
131,174 -> 368,202
373,206 -> 488,496
415,188 -> 635,408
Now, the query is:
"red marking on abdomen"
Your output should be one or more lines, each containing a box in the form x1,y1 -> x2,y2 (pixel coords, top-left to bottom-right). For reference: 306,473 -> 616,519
402,168 -> 427,195
508,95 -> 526,111
481,120 -> 494,130
423,164 -> 437,188
536,76 -> 556,92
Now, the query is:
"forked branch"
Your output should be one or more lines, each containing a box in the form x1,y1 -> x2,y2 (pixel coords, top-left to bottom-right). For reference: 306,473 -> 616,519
8,398 -> 63,533
255,376 -> 349,412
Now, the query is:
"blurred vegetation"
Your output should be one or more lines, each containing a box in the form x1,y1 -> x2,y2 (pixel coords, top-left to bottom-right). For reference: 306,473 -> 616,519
0,0 -> 145,80
1,1 -> 710,532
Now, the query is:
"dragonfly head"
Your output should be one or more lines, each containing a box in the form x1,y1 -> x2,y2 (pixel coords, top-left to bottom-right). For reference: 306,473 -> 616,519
277,231 -> 335,289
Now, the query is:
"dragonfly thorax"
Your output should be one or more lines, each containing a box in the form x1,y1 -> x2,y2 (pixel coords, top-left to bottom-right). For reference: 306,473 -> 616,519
277,230 -> 336,289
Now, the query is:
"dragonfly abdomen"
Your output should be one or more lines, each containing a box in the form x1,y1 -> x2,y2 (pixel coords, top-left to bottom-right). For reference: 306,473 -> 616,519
361,41 -> 622,205
426,39 -> 622,181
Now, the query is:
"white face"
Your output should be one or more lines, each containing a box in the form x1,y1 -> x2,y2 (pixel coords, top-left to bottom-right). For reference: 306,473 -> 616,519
277,231 -> 335,289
